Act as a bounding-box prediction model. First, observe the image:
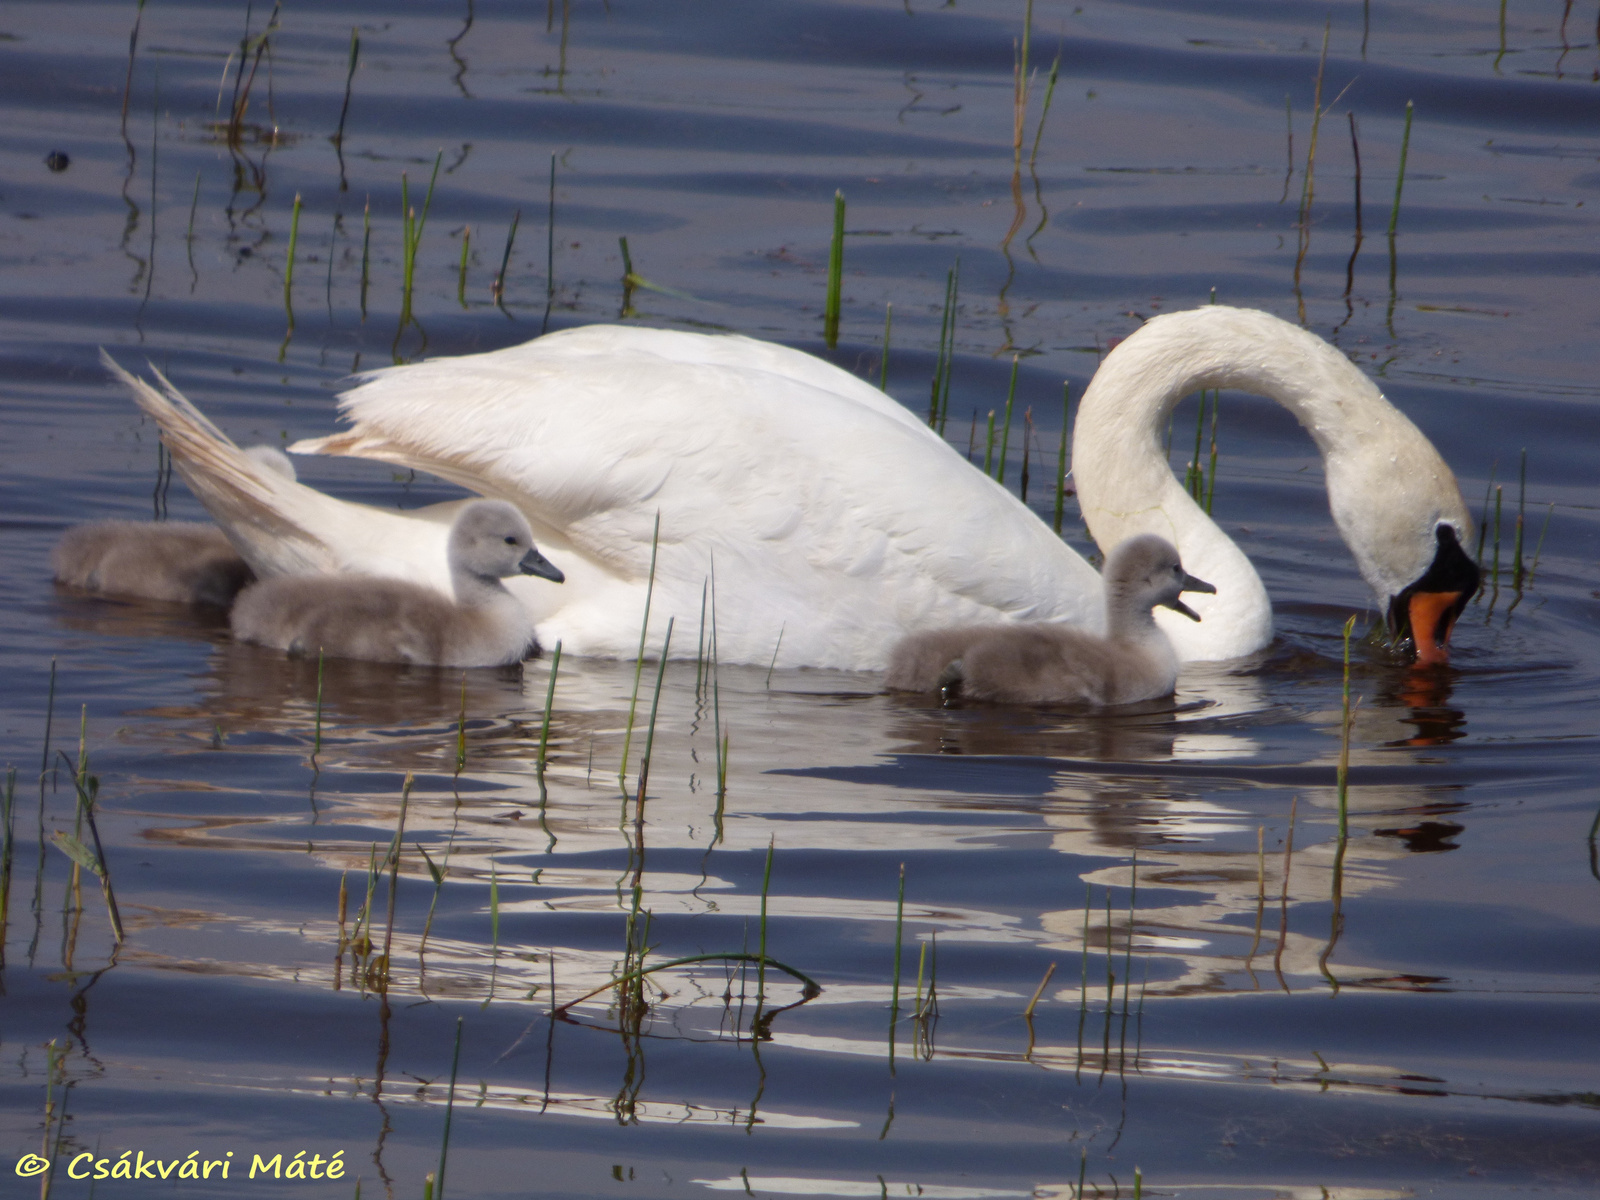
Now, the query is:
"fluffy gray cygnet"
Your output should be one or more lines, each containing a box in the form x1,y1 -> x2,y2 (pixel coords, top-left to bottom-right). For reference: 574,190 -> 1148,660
884,534 -> 1216,705
51,445 -> 297,608
229,500 -> 565,667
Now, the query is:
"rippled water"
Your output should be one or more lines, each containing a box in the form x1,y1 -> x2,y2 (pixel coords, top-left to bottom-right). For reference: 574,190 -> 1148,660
3,2 -> 1599,1197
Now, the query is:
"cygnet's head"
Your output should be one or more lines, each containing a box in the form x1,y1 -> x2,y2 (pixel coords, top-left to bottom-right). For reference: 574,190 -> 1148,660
1104,534 -> 1216,622
244,444 -> 298,481
450,500 -> 566,583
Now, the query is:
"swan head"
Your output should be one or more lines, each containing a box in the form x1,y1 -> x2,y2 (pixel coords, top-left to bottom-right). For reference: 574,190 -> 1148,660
1383,523 -> 1478,667
1106,534 -> 1217,625
451,500 -> 566,584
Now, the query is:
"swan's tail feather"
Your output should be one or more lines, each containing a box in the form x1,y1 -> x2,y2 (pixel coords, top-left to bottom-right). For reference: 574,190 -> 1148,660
101,351 -> 336,576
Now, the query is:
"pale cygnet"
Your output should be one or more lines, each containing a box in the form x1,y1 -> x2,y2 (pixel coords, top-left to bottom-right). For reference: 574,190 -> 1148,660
229,500 -> 566,667
885,535 -> 1216,705
51,446 -> 298,607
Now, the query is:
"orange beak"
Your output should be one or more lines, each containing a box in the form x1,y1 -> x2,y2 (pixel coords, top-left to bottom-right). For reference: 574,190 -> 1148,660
1407,590 -> 1465,667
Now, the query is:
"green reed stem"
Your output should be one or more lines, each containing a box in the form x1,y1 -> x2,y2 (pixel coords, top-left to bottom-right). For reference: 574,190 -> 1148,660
824,190 -> 845,348
283,192 -> 302,323
982,410 -> 996,477
453,673 -> 467,775
335,27 -> 360,149
435,1018 -> 463,1200
1387,100 -> 1415,240
1526,503 -> 1554,587
536,641 -> 562,804
457,225 -> 470,308
493,208 -> 520,304
1205,392 -> 1219,514
756,836 -> 775,1016
1028,46 -> 1062,168
634,618 -> 675,814
359,197 -> 371,319
765,624 -> 785,688
996,356 -> 1018,483
619,512 -> 661,794
880,302 -> 892,391
1492,485 -> 1503,591
313,648 -> 325,758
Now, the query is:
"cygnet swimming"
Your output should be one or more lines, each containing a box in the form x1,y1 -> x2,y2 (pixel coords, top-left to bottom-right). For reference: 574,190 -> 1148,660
51,445 -> 297,608
229,500 -> 566,667
884,535 -> 1217,705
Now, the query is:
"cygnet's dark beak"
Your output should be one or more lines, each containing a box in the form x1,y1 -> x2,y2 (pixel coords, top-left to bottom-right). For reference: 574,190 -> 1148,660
1162,571 -> 1216,623
519,547 -> 566,583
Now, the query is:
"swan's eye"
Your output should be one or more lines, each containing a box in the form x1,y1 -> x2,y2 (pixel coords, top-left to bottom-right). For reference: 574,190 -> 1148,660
504,536 -> 518,545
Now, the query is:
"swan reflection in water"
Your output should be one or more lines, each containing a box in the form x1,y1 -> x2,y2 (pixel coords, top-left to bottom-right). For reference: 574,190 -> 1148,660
57,609 -> 1483,1010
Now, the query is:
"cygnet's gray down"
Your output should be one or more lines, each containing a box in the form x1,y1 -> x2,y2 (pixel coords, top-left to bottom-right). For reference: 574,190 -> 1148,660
51,445 -> 298,608
884,534 -> 1216,705
230,500 -> 566,667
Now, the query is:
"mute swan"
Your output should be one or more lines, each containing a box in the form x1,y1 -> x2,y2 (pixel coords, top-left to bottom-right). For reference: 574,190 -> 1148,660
885,535 -> 1216,705
230,500 -> 565,667
101,305 -> 1476,670
51,445 -> 299,607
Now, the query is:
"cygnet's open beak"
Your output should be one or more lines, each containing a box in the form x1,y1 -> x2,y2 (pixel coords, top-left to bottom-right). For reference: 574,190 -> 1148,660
1387,525 -> 1478,666
519,547 -> 566,583
1162,572 -> 1217,623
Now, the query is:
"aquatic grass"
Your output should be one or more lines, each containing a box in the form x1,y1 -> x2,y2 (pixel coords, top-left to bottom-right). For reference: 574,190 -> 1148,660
1020,406 -> 1033,501
765,624 -> 785,688
550,952 -> 820,1021
416,837 -> 450,962
399,152 -> 444,328
456,225 -> 471,308
1024,961 -> 1056,1020
995,356 -> 1019,483
453,674 -> 467,776
618,513 -> 661,796
1344,112 -> 1365,302
1475,460 -> 1497,571
313,648 -> 325,760
1525,502 -> 1554,588
1053,383 -> 1071,534
434,1018 -> 463,1200
333,27 -> 360,187
120,0 -> 149,136
633,618 -> 675,821
184,169 -> 202,288
282,192 -> 302,331
1387,100 -> 1415,239
879,303 -> 892,391
616,236 -> 706,316
492,208 -> 521,306
1279,94 -> 1295,203
335,871 -> 348,985
928,260 -> 959,430
360,198 -> 372,319
484,858 -> 500,1005
1273,797 -> 1298,991
1293,22 -> 1331,322
824,190 -> 845,348
536,641 -> 562,815
982,410 -> 996,476
755,836 -> 775,1019
377,774 -> 412,993
1027,43 -> 1062,170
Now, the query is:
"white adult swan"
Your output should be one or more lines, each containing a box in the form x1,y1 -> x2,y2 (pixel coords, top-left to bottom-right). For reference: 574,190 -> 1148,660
102,305 -> 1476,670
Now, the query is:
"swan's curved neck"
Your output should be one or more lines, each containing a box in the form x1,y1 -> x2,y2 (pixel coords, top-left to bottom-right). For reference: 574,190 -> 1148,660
1070,306 -> 1468,660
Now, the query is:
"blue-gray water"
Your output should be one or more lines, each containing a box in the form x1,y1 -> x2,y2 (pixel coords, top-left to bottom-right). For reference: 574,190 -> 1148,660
3,2 -> 1598,1197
